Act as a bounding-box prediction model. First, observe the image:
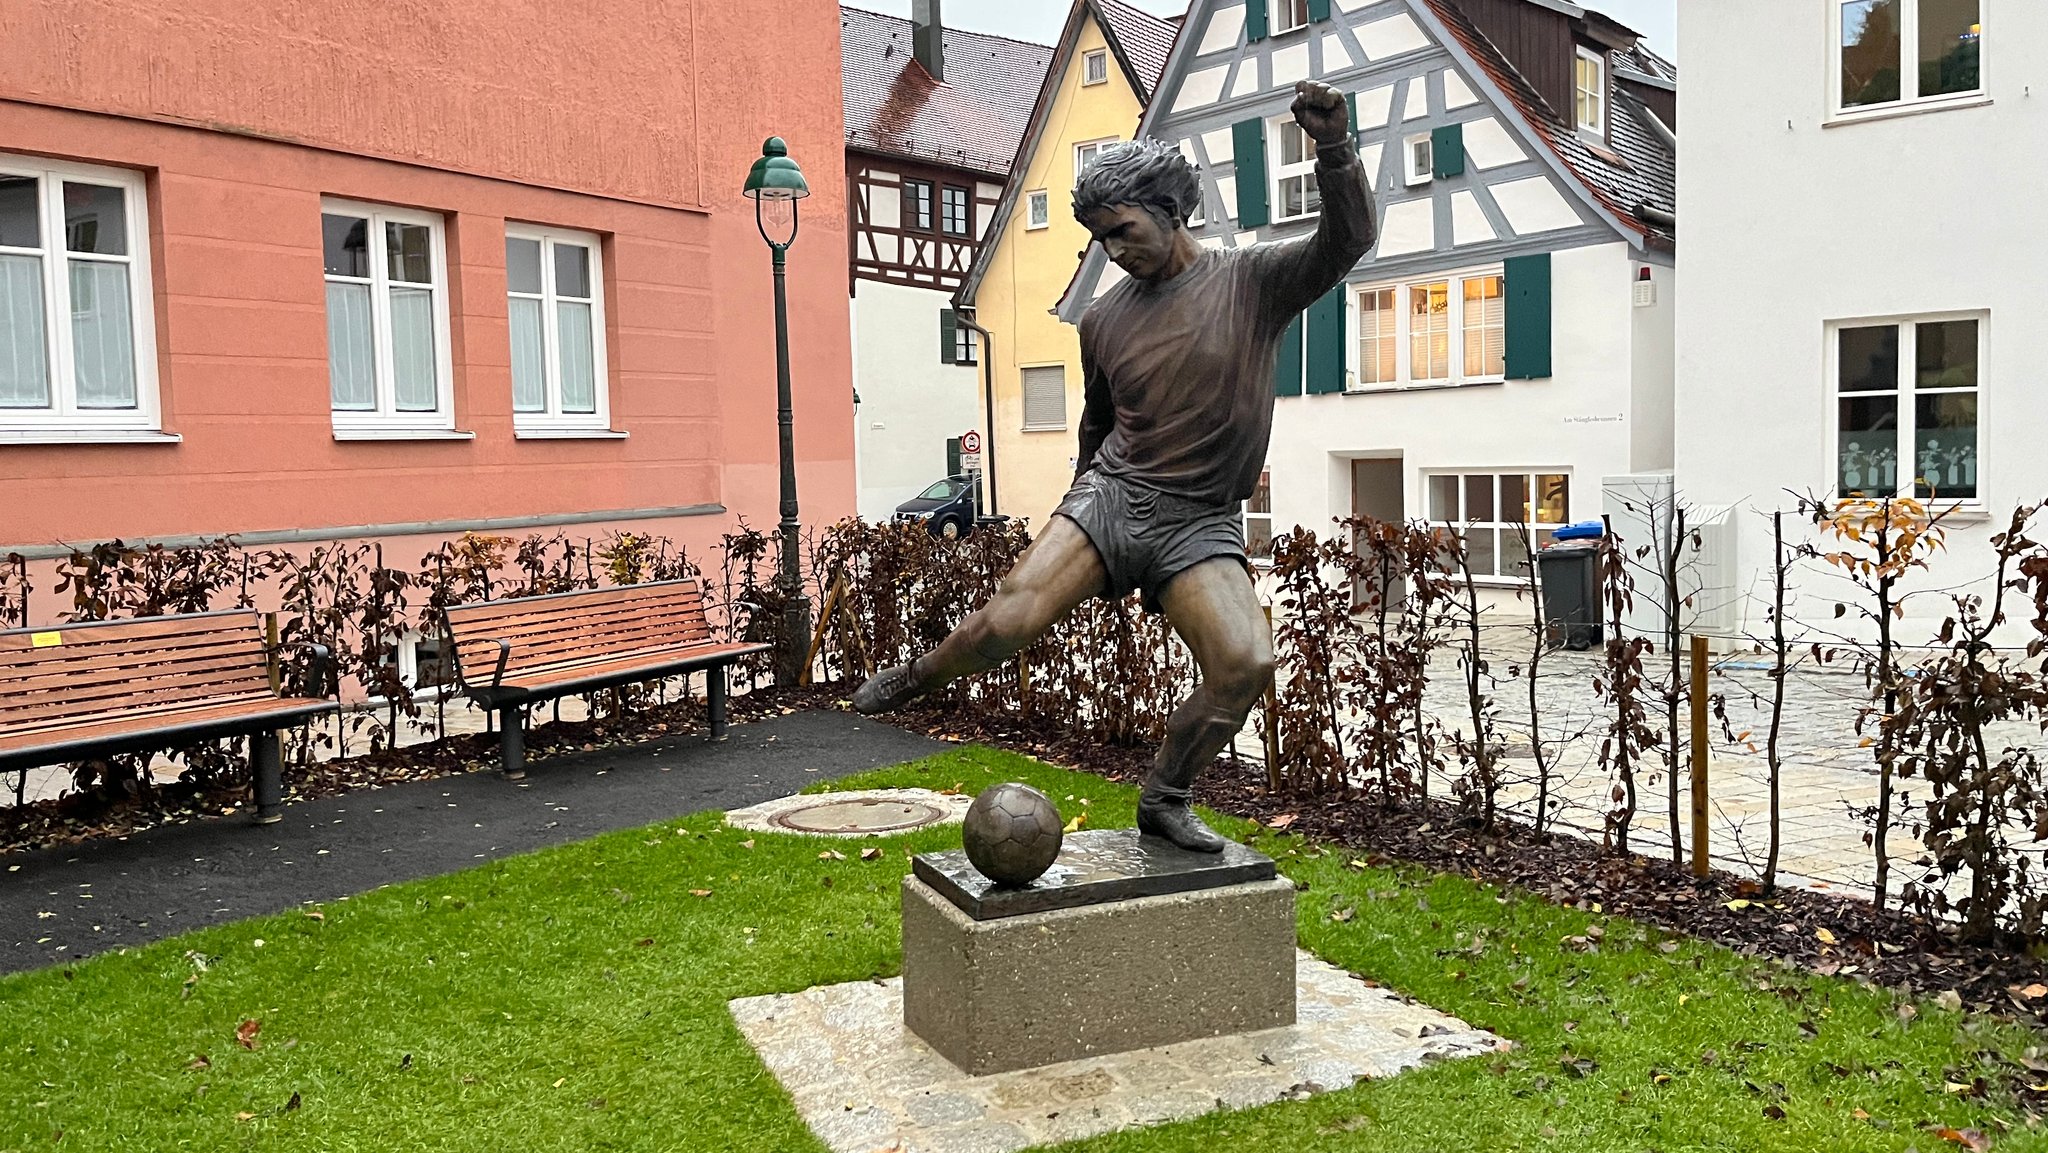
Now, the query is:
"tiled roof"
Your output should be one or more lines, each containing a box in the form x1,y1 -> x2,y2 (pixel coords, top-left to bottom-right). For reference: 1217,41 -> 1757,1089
841,6 -> 1052,178
1423,0 -> 1676,244
1096,0 -> 1179,101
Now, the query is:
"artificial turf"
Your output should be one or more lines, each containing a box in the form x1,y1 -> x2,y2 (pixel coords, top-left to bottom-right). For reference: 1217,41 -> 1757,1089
1,745 -> 2041,1152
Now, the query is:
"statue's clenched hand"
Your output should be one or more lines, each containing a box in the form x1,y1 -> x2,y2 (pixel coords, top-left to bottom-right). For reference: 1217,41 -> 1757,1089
1290,79 -> 1351,147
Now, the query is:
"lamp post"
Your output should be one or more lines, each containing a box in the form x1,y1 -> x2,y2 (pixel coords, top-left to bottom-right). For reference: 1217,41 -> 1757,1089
743,136 -> 813,687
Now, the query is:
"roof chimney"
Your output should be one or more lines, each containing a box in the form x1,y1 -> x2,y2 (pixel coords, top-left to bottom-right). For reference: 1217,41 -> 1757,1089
913,0 -> 944,82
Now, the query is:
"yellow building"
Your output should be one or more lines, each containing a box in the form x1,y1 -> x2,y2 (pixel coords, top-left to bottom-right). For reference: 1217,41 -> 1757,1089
955,0 -> 1175,527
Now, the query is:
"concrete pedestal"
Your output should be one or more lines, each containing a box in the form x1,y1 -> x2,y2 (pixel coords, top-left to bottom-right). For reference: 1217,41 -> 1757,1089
900,873 -> 1297,1075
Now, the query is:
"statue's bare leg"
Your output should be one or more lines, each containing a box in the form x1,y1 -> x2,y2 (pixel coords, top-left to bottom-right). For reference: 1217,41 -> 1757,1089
851,517 -> 1107,714
1139,558 -> 1274,852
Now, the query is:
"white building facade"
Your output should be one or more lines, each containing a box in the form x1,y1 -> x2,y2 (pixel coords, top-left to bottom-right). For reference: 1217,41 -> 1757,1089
1061,0 -> 1677,596
1676,0 -> 2015,644
841,5 -> 1048,521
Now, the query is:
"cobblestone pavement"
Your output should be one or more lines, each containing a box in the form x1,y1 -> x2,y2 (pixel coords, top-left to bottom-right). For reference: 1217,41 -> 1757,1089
1235,626 -> 2047,902
732,950 -> 1506,1153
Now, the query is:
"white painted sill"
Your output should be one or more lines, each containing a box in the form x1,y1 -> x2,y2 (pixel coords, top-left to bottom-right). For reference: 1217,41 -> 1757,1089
1022,424 -> 1068,433
514,428 -> 630,441
332,428 -> 476,442
1343,379 -> 1506,396
1824,93 -> 1992,128
0,429 -> 182,446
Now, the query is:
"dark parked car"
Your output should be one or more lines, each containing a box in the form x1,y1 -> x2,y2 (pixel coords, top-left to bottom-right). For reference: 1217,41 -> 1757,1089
894,475 -> 978,539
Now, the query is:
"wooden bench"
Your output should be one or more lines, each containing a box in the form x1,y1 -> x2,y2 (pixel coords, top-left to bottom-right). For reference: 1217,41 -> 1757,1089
0,611 -> 338,824
442,580 -> 770,778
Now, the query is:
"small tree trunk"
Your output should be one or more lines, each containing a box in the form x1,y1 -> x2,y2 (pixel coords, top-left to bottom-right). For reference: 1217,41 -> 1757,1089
1763,511 -> 1788,895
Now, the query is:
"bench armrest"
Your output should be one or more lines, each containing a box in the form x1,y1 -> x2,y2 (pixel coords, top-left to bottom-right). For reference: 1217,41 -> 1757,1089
448,635 -> 515,693
276,641 -> 338,699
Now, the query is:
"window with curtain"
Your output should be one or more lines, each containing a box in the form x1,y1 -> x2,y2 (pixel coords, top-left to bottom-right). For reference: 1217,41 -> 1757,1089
1026,190 -> 1050,230
1428,471 -> 1571,580
1271,0 -> 1311,35
507,226 -> 609,433
1834,316 -> 1980,501
1349,269 -> 1509,391
0,156 -> 158,437
1245,468 -> 1274,561
322,200 -> 452,433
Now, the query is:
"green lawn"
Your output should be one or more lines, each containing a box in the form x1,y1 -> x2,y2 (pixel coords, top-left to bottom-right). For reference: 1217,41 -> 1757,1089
2,746 -> 2041,1152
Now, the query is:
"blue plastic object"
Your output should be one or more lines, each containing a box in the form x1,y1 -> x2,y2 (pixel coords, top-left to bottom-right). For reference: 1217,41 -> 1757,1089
1552,520 -> 1605,542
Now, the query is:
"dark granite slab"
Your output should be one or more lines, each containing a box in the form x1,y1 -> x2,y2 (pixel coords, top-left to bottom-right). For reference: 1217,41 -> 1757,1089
912,828 -> 1277,921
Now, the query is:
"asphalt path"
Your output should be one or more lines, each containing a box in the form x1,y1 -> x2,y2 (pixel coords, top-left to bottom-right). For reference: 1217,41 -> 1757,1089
0,710 -> 944,975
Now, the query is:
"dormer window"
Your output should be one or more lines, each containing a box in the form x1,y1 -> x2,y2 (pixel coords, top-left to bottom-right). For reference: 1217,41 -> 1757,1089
1574,47 -> 1608,135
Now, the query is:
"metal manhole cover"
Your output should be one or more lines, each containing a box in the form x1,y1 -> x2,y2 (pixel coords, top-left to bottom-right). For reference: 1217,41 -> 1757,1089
770,798 -> 948,835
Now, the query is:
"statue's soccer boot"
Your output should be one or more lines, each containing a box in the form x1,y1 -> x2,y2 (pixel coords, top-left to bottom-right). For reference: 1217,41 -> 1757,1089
850,660 -> 928,716
1136,797 -> 1228,853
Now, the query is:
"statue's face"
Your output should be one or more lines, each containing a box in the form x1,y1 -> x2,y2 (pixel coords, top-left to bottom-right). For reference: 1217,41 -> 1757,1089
1080,204 -> 1180,282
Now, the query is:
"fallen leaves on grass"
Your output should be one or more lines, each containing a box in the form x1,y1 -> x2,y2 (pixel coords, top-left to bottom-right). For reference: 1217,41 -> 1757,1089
860,847 -> 882,861
818,850 -> 846,861
235,1020 -> 260,1051
689,889 -> 712,898
185,1055 -> 210,1071
1930,1126 -> 1992,1151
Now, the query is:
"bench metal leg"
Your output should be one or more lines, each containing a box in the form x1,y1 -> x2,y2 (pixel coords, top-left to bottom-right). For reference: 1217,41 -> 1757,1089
499,705 -> 527,779
707,666 -> 728,740
251,730 -> 284,825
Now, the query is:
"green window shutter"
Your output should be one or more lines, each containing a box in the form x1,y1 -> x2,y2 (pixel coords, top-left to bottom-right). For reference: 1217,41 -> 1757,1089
1431,123 -> 1465,179
1503,254 -> 1553,380
1232,118 -> 1269,229
939,308 -> 958,365
1273,313 -> 1304,397
946,437 -> 962,477
1306,282 -> 1347,394
1306,0 -> 1332,20
1245,0 -> 1269,41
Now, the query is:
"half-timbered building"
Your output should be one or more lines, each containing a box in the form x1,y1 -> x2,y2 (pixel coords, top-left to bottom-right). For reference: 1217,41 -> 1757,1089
1059,0 -> 1677,599
841,3 -> 1050,520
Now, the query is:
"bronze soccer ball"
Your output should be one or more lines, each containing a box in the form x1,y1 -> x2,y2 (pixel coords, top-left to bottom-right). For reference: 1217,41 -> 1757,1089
962,783 -> 1063,887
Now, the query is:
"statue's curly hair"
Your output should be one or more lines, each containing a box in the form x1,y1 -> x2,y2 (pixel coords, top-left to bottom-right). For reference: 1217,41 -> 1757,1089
1071,138 -> 1202,231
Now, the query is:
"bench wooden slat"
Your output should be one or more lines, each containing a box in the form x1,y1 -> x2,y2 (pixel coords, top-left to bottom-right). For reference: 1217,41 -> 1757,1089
0,612 -> 252,657
1,670 -> 278,729
495,642 -> 768,693
441,582 -> 701,627
0,632 -> 268,687
442,592 -> 708,651
0,695 -> 328,755
1,647 -> 272,699
452,617 -> 714,677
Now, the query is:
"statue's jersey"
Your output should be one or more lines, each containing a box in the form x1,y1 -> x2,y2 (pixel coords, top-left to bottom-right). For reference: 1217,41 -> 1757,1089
1075,139 -> 1377,508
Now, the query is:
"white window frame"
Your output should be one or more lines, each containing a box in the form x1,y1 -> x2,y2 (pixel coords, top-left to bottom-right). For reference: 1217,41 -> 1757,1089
0,155 -> 162,442
1345,266 -> 1507,392
1426,470 -> 1573,583
1245,466 -> 1274,564
506,223 -> 613,437
1574,47 -> 1608,136
1830,0 -> 1986,119
1269,118 -> 1321,223
1403,134 -> 1434,187
1826,310 -> 1986,506
1271,0 -> 1312,35
1026,189 -> 1050,230
322,198 -> 458,439
939,184 -> 972,237
1075,138 -> 1118,183
1083,48 -> 1109,86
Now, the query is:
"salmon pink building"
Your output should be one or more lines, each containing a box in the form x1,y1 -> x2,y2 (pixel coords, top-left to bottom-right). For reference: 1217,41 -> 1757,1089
0,0 -> 854,568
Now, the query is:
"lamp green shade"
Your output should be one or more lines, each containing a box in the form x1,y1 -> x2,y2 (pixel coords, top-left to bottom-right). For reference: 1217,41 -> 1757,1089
743,137 -> 811,201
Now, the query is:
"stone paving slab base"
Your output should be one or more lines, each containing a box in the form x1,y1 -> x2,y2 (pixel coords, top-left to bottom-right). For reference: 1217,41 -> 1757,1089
730,951 -> 1509,1153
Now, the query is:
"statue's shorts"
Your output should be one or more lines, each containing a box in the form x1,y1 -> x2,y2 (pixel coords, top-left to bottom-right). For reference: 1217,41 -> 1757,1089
1051,469 -> 1251,614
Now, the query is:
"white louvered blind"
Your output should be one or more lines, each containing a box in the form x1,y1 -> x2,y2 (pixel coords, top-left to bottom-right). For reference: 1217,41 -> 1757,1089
1020,365 -> 1066,430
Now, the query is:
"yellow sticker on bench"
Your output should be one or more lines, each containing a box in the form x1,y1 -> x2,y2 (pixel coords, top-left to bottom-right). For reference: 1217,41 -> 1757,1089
30,631 -> 63,648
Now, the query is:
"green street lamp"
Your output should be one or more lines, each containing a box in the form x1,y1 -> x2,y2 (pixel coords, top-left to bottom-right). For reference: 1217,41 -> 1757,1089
743,136 -> 813,687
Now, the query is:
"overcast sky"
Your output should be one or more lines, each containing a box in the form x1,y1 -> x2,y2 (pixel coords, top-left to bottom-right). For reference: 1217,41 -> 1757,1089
856,0 -> 1678,61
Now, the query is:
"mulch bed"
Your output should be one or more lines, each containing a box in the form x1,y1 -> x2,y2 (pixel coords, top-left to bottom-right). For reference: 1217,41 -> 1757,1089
839,682 -> 2048,1036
